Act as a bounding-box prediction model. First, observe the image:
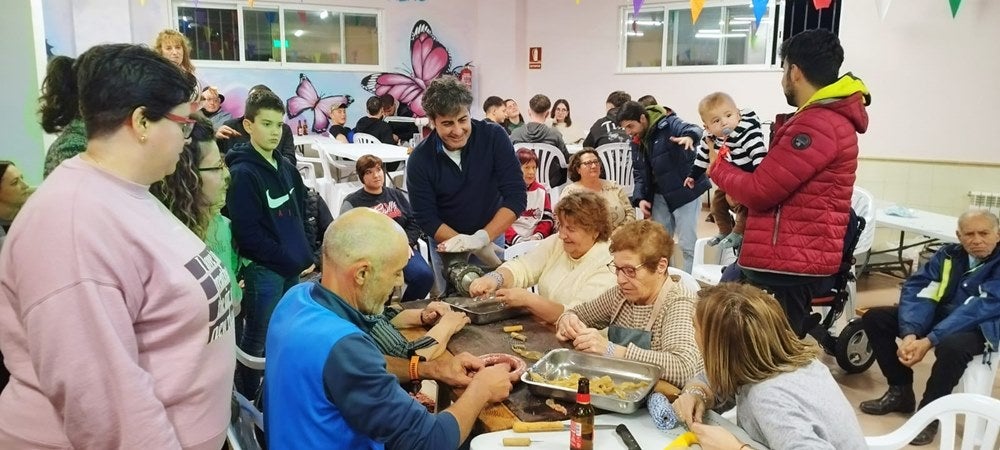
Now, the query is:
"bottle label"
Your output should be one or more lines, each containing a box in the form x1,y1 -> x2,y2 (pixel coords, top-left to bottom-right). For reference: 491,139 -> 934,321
569,420 -> 582,449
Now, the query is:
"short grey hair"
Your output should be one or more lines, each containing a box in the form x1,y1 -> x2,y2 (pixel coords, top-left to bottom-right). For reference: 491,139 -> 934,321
421,75 -> 473,119
959,209 -> 1000,231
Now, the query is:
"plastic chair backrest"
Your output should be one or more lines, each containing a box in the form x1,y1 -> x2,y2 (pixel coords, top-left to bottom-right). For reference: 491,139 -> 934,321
852,186 -> 876,255
519,143 -> 567,189
503,240 -> 543,261
352,132 -> 381,144
668,267 -> 701,294
865,393 -> 1000,450
595,142 -> 634,196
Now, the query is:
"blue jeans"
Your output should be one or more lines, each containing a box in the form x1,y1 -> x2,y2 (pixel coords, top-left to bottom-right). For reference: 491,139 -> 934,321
236,263 -> 298,400
651,193 -> 700,273
402,250 -> 434,302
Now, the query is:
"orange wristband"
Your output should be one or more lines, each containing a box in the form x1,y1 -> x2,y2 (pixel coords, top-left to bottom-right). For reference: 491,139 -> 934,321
409,355 -> 420,381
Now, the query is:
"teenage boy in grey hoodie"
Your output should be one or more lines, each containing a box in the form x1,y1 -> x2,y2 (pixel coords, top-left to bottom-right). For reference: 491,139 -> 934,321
510,94 -> 569,187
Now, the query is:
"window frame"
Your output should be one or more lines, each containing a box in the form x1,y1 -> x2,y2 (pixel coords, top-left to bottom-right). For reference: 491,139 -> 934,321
171,1 -> 385,72
617,0 -> 783,74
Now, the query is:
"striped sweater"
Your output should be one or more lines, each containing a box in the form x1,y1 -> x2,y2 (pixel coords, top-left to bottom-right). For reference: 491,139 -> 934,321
690,109 -> 767,179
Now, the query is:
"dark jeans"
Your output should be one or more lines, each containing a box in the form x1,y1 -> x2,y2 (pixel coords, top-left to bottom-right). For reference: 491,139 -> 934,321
236,263 -> 299,400
862,305 -> 986,407
729,266 -> 832,337
402,250 -> 434,302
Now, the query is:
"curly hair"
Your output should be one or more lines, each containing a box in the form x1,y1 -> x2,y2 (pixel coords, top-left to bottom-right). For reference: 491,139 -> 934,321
609,219 -> 673,268
150,114 -> 215,239
695,283 -> 819,401
154,29 -> 195,75
554,191 -> 612,242
38,56 -> 78,133
421,75 -> 473,119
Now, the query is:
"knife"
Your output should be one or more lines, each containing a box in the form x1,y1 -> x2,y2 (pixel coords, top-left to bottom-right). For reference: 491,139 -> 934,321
615,423 -> 643,450
512,420 -> 617,433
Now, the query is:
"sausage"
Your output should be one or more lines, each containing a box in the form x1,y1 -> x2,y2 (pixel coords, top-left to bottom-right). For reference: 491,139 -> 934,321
478,353 -> 527,382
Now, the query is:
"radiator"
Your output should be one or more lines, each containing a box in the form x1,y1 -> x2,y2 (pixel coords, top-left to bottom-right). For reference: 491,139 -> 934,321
968,191 -> 1000,215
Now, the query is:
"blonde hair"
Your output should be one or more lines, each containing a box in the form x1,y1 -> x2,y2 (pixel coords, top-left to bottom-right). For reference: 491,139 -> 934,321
695,283 -> 818,401
697,92 -> 736,119
154,29 -> 195,75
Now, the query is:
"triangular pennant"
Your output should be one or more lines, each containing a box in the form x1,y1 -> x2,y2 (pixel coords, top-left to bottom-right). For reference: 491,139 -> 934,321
751,0 -> 769,27
949,0 -> 961,17
248,0 -> 254,7
691,0 -> 705,23
875,0 -> 892,20
633,0 -> 645,17
812,0 -> 832,9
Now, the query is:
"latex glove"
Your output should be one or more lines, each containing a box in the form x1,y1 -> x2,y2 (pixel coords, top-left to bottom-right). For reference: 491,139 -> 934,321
438,229 -> 490,253
471,243 -> 503,268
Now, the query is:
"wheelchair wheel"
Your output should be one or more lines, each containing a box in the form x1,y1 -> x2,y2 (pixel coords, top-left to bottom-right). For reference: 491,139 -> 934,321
835,318 -> 875,374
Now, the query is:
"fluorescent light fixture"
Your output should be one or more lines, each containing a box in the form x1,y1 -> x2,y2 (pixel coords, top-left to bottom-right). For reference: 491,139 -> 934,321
293,29 -> 304,37
695,33 -> 748,39
626,31 -> 645,37
634,20 -> 662,26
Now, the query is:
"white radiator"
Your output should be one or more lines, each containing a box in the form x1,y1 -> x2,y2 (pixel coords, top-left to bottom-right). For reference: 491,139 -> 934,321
968,191 -> 1000,215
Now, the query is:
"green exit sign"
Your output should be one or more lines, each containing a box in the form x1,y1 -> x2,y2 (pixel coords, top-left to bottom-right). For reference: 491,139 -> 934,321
272,40 -> 289,48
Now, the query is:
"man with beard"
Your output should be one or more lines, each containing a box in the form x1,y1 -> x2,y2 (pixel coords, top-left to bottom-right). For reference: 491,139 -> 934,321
708,29 -> 870,337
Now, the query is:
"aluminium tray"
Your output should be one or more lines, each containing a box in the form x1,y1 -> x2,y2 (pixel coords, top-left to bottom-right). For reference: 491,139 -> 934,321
441,296 -> 528,325
520,348 -> 662,414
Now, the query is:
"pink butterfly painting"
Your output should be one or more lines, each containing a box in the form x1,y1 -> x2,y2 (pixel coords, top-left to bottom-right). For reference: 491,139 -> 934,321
362,20 -> 466,118
286,73 -> 353,133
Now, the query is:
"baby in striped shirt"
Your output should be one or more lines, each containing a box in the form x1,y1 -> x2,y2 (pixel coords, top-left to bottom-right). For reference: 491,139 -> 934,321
683,92 -> 768,250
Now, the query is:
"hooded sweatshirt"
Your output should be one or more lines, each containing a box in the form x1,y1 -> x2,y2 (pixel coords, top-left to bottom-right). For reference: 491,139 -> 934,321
712,74 -> 871,276
225,142 -> 313,278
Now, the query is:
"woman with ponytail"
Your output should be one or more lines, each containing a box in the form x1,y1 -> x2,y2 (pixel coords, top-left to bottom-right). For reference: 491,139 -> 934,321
39,55 -> 87,177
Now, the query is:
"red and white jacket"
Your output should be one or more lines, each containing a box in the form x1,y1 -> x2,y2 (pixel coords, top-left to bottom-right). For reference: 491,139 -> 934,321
712,76 -> 870,276
505,181 -> 554,246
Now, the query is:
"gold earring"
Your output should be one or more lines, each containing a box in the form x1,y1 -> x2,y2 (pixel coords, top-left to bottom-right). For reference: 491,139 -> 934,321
140,135 -> 148,144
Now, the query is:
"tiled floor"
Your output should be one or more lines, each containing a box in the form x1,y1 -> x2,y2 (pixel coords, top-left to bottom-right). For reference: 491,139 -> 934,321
692,207 -> 999,448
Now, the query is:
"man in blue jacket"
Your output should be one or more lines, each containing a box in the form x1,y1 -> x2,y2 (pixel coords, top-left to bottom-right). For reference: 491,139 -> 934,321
264,208 -> 513,449
617,101 -> 710,273
406,76 -> 526,293
860,210 -> 1000,446
225,89 -> 315,400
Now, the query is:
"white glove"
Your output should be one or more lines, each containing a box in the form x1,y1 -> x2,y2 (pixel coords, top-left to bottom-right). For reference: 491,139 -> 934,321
439,229 -> 491,253
471,243 -> 503,269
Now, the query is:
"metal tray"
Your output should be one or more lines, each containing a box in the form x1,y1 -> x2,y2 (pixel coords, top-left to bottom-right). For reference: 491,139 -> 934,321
441,296 -> 527,325
520,348 -> 662,414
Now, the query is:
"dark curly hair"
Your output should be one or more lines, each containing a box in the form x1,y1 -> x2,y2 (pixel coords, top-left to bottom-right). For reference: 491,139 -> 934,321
780,29 -> 844,88
554,191 -> 612,242
38,56 -> 78,133
567,148 -> 600,182
150,114 -> 215,239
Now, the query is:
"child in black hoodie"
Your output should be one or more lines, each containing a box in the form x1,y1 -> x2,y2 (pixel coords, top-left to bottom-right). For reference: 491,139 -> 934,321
225,89 -> 313,400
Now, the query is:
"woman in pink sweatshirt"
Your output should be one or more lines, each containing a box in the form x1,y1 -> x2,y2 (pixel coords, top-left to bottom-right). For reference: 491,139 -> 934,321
0,44 -> 235,450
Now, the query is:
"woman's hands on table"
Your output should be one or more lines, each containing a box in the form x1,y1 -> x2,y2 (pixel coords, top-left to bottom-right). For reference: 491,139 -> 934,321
672,391 -> 706,426
689,422 -> 743,450
436,310 -> 471,334
494,287 -> 531,307
421,301 -> 452,324
555,313 -> 588,341
572,328 -> 616,356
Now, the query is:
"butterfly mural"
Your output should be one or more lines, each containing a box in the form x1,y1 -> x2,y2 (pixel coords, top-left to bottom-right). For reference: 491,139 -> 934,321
286,73 -> 353,133
361,20 -> 470,118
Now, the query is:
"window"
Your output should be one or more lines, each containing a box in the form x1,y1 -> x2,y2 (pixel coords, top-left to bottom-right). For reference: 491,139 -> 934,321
173,2 -> 383,69
620,1 -> 782,72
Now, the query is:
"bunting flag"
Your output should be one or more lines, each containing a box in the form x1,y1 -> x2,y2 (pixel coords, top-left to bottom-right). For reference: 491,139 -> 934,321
248,0 -> 254,7
949,0 -> 962,17
812,0 -> 832,9
690,0 -> 705,23
875,0 -> 892,20
751,0 -> 769,27
633,0 -> 644,16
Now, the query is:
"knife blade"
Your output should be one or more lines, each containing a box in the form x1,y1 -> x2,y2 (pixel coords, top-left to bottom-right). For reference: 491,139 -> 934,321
615,423 -> 643,450
511,420 -> 617,433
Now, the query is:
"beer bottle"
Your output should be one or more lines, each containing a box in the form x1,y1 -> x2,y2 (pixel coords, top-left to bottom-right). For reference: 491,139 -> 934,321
569,377 -> 594,450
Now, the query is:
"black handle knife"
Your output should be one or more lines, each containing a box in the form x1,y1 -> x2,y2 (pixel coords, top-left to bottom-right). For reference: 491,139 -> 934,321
615,423 -> 643,450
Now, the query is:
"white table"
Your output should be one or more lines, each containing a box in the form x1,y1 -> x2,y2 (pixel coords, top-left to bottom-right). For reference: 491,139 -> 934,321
567,143 -> 584,154
322,142 -> 410,163
470,410 -> 763,450
861,205 -> 959,277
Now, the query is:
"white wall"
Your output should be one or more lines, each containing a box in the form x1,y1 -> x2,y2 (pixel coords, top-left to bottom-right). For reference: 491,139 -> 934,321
3,0 -> 47,185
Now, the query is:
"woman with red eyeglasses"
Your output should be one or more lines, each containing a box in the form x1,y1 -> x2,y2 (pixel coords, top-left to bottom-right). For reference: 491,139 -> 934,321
0,44 -> 235,449
555,219 -> 703,387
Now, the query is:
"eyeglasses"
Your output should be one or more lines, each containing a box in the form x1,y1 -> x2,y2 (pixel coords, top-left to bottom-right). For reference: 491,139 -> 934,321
607,262 -> 645,278
580,160 -> 601,167
197,163 -> 227,172
163,112 -> 196,138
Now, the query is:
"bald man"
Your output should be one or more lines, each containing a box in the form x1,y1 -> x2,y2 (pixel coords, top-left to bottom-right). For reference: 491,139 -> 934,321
860,210 -> 1000,446
263,209 -> 513,449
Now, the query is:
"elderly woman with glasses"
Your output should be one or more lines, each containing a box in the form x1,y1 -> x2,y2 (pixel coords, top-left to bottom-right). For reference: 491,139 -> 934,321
556,220 -> 703,386
469,191 -> 617,323
560,148 -> 635,230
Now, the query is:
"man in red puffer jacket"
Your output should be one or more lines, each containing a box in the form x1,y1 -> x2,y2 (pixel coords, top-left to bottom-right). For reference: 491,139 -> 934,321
710,29 -> 870,336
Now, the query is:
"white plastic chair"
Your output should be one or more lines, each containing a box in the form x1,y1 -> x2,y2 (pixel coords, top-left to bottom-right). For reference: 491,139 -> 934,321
958,353 -> 1000,447
352,132 -> 381,144
327,181 -> 364,219
865,393 -> 1000,450
295,161 -> 318,191
691,238 -> 738,286
518,143 -> 567,190
503,240 -> 543,261
594,142 -> 634,197
667,267 -> 701,294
